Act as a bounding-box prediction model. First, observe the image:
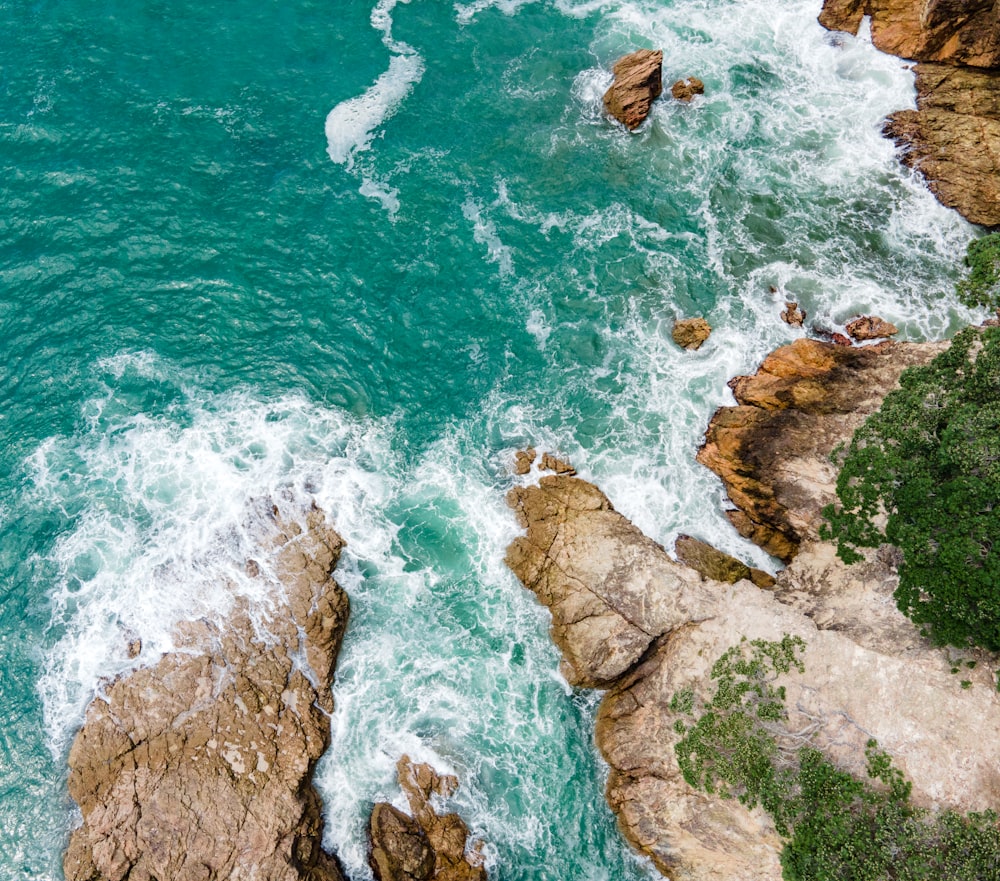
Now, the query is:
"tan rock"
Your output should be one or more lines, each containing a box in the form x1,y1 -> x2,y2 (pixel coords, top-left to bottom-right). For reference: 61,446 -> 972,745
64,504 -> 349,881
369,757 -> 486,881
674,534 -> 776,588
514,448 -> 536,475
539,452 -> 576,475
672,317 -> 712,350
603,49 -> 663,130
780,302 -> 806,327
670,77 -> 705,102
697,338 -> 944,560
846,315 -> 899,341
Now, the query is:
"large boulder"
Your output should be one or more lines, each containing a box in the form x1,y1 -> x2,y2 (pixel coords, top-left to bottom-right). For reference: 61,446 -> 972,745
696,338 -> 944,560
63,503 -> 349,881
603,49 -> 663,130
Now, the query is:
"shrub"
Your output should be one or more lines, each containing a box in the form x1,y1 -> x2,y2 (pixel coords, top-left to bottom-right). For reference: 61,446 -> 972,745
821,326 -> 1000,650
957,233 -> 1000,311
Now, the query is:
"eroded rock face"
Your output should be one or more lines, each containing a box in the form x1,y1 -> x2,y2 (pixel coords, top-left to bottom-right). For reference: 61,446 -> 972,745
674,534 -> 776,589
819,0 -> 1000,227
845,314 -> 899,341
696,338 -> 944,560
369,757 -> 486,881
64,504 -> 349,881
603,49 -> 663,130
506,469 -> 1000,881
884,64 -> 1000,228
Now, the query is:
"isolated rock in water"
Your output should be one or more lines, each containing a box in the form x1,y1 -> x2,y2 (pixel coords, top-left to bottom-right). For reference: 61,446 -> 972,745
846,315 -> 899,341
603,49 -> 663,130
64,504 -> 349,881
780,301 -> 806,327
674,534 -> 776,588
514,447 -> 536,475
697,338 -> 944,560
506,465 -> 1000,881
539,452 -> 577,475
670,77 -> 705,102
369,756 -> 486,881
884,64 -> 1000,229
672,317 -> 712,350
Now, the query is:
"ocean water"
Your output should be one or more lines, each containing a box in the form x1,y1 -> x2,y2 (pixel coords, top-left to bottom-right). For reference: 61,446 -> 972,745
0,0 -> 980,877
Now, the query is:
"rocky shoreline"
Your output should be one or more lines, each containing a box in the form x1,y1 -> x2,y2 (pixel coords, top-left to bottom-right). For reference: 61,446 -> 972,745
505,334 -> 1000,881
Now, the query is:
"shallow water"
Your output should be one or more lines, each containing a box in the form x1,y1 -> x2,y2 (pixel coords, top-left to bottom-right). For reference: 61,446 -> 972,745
0,0 -> 979,877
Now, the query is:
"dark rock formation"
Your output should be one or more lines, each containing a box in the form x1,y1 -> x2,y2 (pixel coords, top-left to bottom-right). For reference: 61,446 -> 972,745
696,338 -> 944,560
64,505 -> 349,881
674,534 -> 776,588
603,49 -> 663,130
846,315 -> 899,340
819,0 -> 1000,226
670,77 -> 705,102
369,757 -> 486,881
671,317 -> 712,350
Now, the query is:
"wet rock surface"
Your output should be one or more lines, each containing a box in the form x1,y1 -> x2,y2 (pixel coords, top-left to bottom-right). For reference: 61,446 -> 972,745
603,49 -> 663,130
671,317 -> 712,350
64,504 -> 349,881
670,77 -> 705,102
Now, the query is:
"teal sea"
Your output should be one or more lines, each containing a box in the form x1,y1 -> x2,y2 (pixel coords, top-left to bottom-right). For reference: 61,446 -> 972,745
0,0 -> 980,877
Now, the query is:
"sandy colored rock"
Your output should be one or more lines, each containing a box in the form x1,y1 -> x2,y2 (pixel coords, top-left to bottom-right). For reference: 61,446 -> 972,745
369,757 -> 486,881
514,448 -> 536,475
697,337 -> 944,560
674,534 -> 776,589
506,467 -> 1000,881
64,503 -> 349,881
884,64 -> 1000,228
780,302 -> 806,327
845,315 -> 899,341
539,452 -> 576,475
603,49 -> 663,130
672,317 -> 712,350
670,77 -> 705,102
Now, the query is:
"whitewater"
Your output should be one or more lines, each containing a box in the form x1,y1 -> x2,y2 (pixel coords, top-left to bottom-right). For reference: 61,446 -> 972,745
0,0 -> 979,877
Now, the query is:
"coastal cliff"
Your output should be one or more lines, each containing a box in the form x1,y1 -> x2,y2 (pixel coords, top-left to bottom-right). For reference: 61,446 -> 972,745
819,0 -> 1000,226
63,503 -> 350,881
505,336 -> 1000,880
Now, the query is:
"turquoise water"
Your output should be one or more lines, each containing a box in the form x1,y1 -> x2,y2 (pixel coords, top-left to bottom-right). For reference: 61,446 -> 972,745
0,0 -> 979,877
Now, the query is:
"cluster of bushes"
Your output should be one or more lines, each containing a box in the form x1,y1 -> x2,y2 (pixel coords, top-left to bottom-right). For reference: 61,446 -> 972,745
670,638 -> 1000,881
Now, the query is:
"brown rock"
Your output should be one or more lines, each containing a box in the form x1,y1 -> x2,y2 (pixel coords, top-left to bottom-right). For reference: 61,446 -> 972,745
670,77 -> 705,102
64,504 -> 349,881
780,302 -> 806,327
672,317 -> 712,350
514,448 -> 536,475
697,338 -> 944,560
884,64 -> 1000,228
674,534 -> 776,588
539,452 -> 577,476
603,49 -> 663,130
845,315 -> 899,341
369,757 -> 486,881
830,332 -> 853,346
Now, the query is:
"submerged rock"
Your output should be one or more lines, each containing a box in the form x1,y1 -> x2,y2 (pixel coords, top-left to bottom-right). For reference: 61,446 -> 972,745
369,756 -> 486,881
64,504 -> 349,881
672,317 -> 712,350
697,337 -> 943,560
603,49 -> 663,130
670,77 -> 705,102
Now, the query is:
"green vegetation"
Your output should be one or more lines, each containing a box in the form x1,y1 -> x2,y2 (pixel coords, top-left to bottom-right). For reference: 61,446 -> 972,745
821,326 -> 1000,650
672,638 -> 1000,881
957,233 -> 1000,311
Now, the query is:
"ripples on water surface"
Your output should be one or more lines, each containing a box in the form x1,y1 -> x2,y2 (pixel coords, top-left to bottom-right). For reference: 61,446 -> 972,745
0,0 -> 979,877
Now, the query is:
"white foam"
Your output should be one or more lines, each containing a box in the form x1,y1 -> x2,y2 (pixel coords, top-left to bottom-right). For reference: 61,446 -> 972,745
359,176 -> 402,216
462,196 -> 515,277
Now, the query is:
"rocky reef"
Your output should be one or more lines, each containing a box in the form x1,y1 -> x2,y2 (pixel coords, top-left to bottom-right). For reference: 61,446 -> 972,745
603,49 -> 663,130
819,0 -> 1000,226
505,335 -> 1000,881
64,503 -> 350,881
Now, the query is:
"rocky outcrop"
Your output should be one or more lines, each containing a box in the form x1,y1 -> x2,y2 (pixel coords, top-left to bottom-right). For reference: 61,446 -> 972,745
368,757 -> 486,881
506,464 -> 1000,880
671,317 -> 712,350
819,0 -> 1000,226
670,77 -> 704,102
845,314 -> 899,340
64,504 -> 349,881
674,534 -> 775,589
884,64 -> 1000,228
780,301 -> 806,327
603,49 -> 663,130
696,338 -> 944,560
